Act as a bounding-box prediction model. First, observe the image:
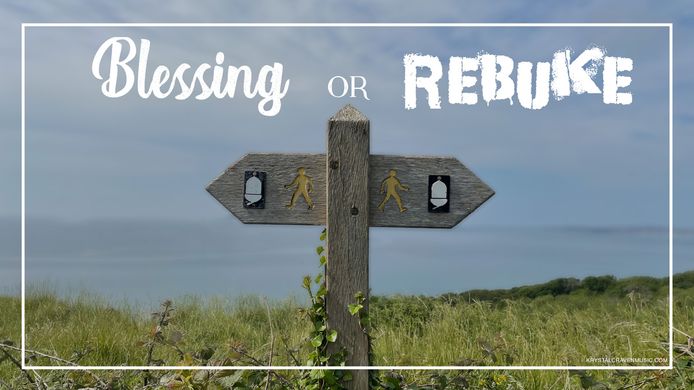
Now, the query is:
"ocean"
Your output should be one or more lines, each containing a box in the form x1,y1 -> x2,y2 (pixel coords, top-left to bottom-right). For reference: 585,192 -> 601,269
0,219 -> 691,304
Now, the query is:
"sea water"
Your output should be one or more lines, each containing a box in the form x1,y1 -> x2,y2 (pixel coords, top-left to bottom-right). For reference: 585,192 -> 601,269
1,219 -> 691,303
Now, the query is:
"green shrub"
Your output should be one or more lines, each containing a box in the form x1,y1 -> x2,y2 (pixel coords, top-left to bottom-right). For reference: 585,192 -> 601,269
582,275 -> 617,293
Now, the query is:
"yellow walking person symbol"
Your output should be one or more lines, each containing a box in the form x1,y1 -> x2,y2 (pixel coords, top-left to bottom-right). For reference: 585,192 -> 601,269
378,169 -> 409,212
285,167 -> 314,210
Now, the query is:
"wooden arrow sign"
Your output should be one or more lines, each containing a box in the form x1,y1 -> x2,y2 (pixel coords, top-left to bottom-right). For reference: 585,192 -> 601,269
207,153 -> 326,226
369,155 -> 493,228
206,154 -> 493,228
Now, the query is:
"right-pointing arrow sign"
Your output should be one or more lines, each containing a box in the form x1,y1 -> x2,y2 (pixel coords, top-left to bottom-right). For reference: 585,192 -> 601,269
369,155 -> 494,228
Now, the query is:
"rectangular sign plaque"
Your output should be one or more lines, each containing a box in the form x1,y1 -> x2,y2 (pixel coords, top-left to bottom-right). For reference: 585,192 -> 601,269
243,170 -> 266,209
428,175 -> 451,213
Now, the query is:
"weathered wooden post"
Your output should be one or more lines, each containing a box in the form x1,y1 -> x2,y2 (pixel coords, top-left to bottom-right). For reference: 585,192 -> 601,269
206,104 -> 494,389
326,106 -> 370,385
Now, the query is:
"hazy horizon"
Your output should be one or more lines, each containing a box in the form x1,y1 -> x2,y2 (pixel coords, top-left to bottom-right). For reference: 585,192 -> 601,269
1,217 -> 687,302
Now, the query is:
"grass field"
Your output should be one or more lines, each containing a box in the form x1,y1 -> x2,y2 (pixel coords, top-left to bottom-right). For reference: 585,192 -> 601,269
0,273 -> 693,388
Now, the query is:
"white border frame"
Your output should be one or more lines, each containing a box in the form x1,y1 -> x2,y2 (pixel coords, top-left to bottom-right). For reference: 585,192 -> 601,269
21,22 -> 673,371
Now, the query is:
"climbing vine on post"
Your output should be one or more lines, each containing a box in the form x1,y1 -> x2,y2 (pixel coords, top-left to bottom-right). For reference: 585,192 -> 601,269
298,228 -> 350,389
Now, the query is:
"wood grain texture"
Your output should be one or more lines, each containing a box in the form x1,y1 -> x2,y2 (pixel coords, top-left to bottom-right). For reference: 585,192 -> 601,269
369,155 -> 494,228
326,105 -> 370,388
207,153 -> 493,228
206,153 -> 325,225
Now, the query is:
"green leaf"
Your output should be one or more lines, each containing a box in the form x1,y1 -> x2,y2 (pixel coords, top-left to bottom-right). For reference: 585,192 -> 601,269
302,275 -> 311,289
316,246 -> 324,255
326,329 -> 338,343
309,369 -> 325,379
307,350 -> 318,361
319,255 -> 327,265
196,347 -> 215,361
310,334 -> 324,348
320,229 -> 327,241
348,304 -> 363,316
314,274 -> 322,284
316,284 -> 327,298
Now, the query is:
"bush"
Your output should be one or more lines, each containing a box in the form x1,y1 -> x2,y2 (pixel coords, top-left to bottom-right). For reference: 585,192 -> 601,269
582,275 -> 616,293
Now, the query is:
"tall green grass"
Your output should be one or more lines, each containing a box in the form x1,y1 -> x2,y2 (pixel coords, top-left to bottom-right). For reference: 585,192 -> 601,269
0,278 -> 692,388
17,292 -> 309,367
371,292 -> 671,366
9,290 -> 679,368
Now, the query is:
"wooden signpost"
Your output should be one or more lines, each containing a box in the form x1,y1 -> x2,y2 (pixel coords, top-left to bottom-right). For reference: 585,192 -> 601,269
207,105 -> 494,388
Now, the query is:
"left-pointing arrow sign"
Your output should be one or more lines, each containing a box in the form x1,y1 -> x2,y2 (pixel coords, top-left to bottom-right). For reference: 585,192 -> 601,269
206,153 -> 326,225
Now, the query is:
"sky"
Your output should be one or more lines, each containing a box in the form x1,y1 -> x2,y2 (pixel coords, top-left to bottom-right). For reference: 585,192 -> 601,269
19,25 -> 671,226
0,1 -> 692,298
